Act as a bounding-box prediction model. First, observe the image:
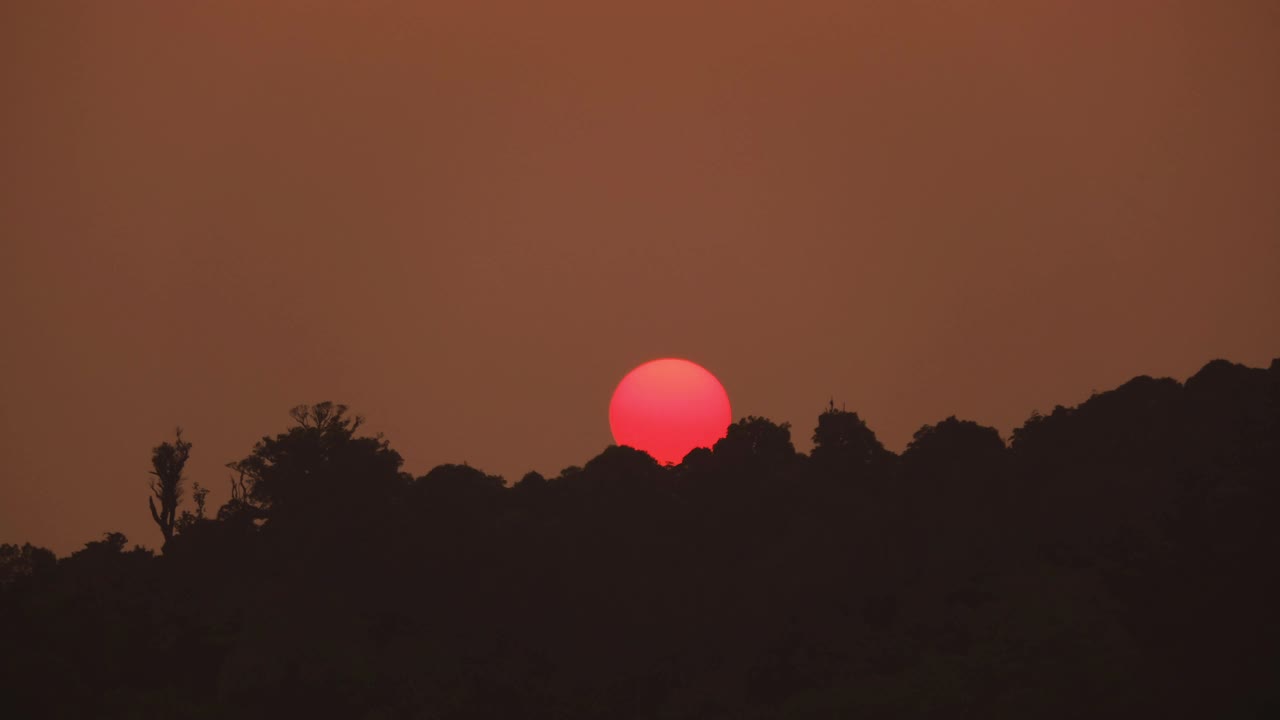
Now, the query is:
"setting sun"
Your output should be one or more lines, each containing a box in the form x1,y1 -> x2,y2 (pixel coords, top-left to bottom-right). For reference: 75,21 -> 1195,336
608,358 -> 732,465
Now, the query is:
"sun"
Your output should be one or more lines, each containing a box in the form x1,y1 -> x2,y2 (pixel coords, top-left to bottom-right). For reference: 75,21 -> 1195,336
608,358 -> 732,465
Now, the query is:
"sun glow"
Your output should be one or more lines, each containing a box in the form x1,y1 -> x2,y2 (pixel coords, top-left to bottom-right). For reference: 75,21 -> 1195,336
608,358 -> 732,465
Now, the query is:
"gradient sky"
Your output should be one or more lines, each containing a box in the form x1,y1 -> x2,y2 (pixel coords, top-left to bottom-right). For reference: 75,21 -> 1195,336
3,1 -> 1278,554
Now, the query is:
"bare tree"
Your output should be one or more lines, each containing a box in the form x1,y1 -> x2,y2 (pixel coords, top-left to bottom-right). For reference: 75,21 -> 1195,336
148,428 -> 192,543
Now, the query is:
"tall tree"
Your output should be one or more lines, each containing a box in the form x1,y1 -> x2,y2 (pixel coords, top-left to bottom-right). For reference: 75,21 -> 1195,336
148,428 -> 192,543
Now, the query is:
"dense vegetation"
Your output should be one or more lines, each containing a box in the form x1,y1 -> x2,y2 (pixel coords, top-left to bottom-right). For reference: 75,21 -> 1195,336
3,358 -> 1278,719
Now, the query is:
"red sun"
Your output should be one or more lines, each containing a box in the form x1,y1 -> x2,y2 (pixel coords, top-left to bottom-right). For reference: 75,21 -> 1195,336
608,358 -> 732,465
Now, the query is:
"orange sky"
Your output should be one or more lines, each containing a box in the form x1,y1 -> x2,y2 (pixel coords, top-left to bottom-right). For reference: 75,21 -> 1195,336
3,1 -> 1278,554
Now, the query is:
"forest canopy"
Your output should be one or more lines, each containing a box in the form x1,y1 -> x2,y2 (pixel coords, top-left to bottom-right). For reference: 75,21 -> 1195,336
3,359 -> 1278,719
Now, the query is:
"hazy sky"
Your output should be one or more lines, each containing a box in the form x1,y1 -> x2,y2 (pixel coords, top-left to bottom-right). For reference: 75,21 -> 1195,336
3,1 -> 1278,554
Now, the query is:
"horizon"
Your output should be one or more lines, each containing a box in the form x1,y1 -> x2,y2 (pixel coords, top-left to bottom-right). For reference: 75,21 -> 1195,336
3,1 -> 1278,558
11,354 -> 1273,556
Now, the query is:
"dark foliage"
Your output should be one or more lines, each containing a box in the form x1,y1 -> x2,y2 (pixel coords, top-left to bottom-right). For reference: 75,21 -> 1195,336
811,408 -> 894,482
3,359 -> 1279,719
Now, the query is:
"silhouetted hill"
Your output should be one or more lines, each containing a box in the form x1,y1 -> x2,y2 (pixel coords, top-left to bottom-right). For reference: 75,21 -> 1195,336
3,361 -> 1278,719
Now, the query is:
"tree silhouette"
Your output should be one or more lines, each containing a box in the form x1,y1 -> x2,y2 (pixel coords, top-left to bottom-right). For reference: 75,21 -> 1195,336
580,444 -> 664,489
416,462 -> 505,501
810,408 -> 894,481
902,415 -> 1006,478
228,402 -> 407,525
147,428 -> 192,544
516,470 -> 548,488
711,416 -> 797,477
0,543 -> 55,590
